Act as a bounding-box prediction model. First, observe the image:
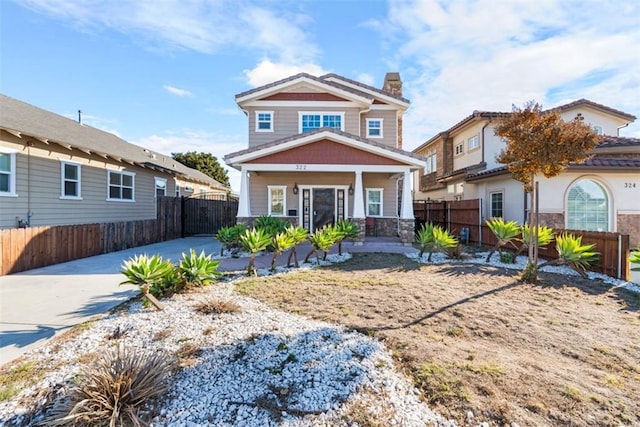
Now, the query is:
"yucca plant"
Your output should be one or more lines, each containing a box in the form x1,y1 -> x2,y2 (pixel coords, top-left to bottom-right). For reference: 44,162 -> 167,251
416,222 -> 435,258
333,220 -> 359,255
178,249 -> 221,287
240,227 -> 272,276
46,345 -> 173,427
485,218 -> 521,263
539,233 -> 600,278
270,231 -> 295,272
431,226 -> 459,262
305,226 -> 338,264
216,224 -> 247,256
630,251 -> 640,271
120,254 -> 175,310
285,225 -> 309,268
254,215 -> 288,238
516,224 -> 555,258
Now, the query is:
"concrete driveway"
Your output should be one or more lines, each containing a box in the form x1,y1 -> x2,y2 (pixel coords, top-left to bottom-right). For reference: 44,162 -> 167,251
0,236 -> 222,366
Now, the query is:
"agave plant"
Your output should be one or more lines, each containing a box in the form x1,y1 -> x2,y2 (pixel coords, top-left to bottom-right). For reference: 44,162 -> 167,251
270,231 -> 295,272
416,222 -> 435,258
178,249 -> 221,287
285,225 -> 309,268
516,224 -> 555,257
485,218 -> 521,262
240,227 -> 272,276
216,224 -> 247,256
333,220 -> 359,255
305,226 -> 338,264
120,254 -> 175,309
631,251 -> 640,272
431,226 -> 458,262
539,233 -> 600,278
254,215 -> 288,238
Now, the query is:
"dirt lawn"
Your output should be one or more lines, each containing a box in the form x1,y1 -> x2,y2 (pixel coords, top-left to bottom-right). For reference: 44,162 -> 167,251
235,253 -> 640,426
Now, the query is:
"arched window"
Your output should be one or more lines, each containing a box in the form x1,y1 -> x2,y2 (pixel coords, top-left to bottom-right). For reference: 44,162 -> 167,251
567,179 -> 609,231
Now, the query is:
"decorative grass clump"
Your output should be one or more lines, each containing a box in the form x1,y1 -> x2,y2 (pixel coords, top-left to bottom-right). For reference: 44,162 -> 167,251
46,345 -> 173,426
194,298 -> 240,315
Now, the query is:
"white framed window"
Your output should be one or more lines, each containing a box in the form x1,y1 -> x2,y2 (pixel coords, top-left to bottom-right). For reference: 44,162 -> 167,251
592,125 -> 603,135
107,170 -> 135,201
155,177 -> 167,197
424,150 -> 437,174
184,184 -> 194,193
567,179 -> 610,232
0,150 -> 17,197
60,161 -> 82,199
255,111 -> 274,132
454,143 -> 464,156
299,112 -> 344,133
366,118 -> 383,138
468,135 -> 479,150
268,185 -> 286,216
490,191 -> 504,218
366,188 -> 383,217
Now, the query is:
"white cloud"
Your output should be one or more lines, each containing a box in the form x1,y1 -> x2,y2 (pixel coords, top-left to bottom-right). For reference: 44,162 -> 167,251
356,73 -> 375,86
163,85 -> 192,97
243,59 -> 329,87
134,130 -> 247,192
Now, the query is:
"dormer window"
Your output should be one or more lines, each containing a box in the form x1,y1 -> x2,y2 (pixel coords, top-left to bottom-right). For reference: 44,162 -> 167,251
299,112 -> 344,133
256,111 -> 273,132
366,119 -> 383,138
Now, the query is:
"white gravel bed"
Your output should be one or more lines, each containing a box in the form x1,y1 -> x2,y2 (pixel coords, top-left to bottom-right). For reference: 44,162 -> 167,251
407,250 -> 640,294
0,253 -> 453,427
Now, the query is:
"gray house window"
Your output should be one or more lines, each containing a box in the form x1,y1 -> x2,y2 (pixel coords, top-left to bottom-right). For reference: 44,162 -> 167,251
108,170 -> 135,201
61,161 -> 81,199
0,152 -> 17,196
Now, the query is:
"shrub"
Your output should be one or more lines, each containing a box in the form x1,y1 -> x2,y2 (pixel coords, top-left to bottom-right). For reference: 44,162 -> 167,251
630,251 -> 640,271
416,223 -> 458,262
416,222 -> 435,258
270,231 -> 295,272
516,224 -> 554,256
120,254 -> 175,310
305,226 -> 338,263
240,227 -> 272,276
333,220 -> 359,255
540,233 -> 600,278
194,298 -> 240,314
254,215 -> 288,238
46,345 -> 172,426
285,225 -> 309,268
178,249 -> 221,287
216,224 -> 247,256
485,218 -> 521,262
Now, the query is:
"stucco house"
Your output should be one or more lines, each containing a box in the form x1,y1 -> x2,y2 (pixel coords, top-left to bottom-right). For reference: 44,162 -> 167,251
224,72 -> 426,244
412,99 -> 640,247
0,94 -> 228,229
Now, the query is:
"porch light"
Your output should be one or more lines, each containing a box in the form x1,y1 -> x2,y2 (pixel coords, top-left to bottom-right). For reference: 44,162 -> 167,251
293,183 -> 299,194
348,183 -> 354,195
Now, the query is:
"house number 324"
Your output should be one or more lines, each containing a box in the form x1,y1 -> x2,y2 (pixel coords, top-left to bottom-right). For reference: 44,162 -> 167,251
624,182 -> 636,188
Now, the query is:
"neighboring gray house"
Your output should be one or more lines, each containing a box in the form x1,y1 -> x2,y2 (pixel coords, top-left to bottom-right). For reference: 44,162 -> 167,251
0,94 -> 228,229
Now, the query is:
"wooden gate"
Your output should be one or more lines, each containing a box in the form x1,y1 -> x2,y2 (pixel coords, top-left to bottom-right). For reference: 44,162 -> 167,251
181,197 -> 238,236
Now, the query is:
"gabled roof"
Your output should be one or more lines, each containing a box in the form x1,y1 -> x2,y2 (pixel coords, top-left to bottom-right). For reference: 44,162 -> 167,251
554,99 -> 637,121
0,94 -> 227,190
235,72 -> 409,109
224,128 -> 426,169
598,135 -> 640,148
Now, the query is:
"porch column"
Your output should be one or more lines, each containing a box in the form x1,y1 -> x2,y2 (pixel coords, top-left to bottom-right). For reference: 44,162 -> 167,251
400,170 -> 414,219
353,170 -> 365,218
236,167 -> 251,217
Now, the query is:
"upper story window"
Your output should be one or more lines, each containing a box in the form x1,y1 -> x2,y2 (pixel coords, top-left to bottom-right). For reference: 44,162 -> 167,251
366,119 -> 383,138
256,111 -> 273,132
468,135 -> 479,151
299,112 -> 344,133
268,185 -> 286,216
592,125 -> 603,135
155,177 -> 167,197
454,143 -> 464,156
366,188 -> 383,217
0,150 -> 17,197
424,150 -> 437,174
107,170 -> 135,201
61,161 -> 82,199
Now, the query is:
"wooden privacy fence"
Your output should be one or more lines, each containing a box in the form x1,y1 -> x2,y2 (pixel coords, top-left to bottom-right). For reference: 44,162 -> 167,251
414,199 -> 631,281
181,197 -> 239,236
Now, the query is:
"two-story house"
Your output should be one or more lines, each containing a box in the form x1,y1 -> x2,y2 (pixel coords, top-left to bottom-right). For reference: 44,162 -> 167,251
0,94 -> 229,229
224,72 -> 426,244
413,99 -> 640,247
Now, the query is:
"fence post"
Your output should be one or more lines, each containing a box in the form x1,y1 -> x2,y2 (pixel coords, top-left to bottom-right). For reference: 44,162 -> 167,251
478,198 -> 483,246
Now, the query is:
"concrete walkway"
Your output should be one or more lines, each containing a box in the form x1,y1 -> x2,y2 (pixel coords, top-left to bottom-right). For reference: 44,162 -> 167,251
0,236 -> 416,366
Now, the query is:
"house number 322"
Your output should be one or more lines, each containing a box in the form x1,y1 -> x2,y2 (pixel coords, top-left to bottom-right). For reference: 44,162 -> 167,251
624,182 -> 636,188
295,164 -> 307,170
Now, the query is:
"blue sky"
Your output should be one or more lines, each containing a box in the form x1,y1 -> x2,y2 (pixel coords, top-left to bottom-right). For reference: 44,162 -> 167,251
1,0 -> 639,192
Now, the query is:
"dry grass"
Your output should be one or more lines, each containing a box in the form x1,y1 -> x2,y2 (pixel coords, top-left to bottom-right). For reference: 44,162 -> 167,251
235,252 -> 640,426
194,298 -> 240,315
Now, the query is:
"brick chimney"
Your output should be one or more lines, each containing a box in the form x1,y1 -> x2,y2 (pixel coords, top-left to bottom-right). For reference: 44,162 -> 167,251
382,72 -> 404,149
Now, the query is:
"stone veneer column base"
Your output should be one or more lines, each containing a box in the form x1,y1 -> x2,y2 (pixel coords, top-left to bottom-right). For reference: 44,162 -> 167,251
398,219 -> 415,245
352,218 -> 366,245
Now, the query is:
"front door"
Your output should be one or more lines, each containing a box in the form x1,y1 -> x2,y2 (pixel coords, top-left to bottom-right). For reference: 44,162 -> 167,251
313,188 -> 335,231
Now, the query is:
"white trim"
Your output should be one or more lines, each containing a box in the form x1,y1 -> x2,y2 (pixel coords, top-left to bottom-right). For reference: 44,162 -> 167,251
0,150 -> 17,197
298,111 -> 345,133
60,160 -> 82,200
226,130 -> 427,168
268,185 -> 287,216
366,118 -> 384,138
244,100 -> 358,108
154,177 -> 167,197
239,164 -> 415,173
366,188 -> 384,217
322,75 -> 410,109
454,142 -> 464,156
564,176 -> 613,232
295,184 -> 350,227
255,110 -> 274,133
106,170 -> 136,202
468,135 -> 479,151
489,190 -> 504,218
